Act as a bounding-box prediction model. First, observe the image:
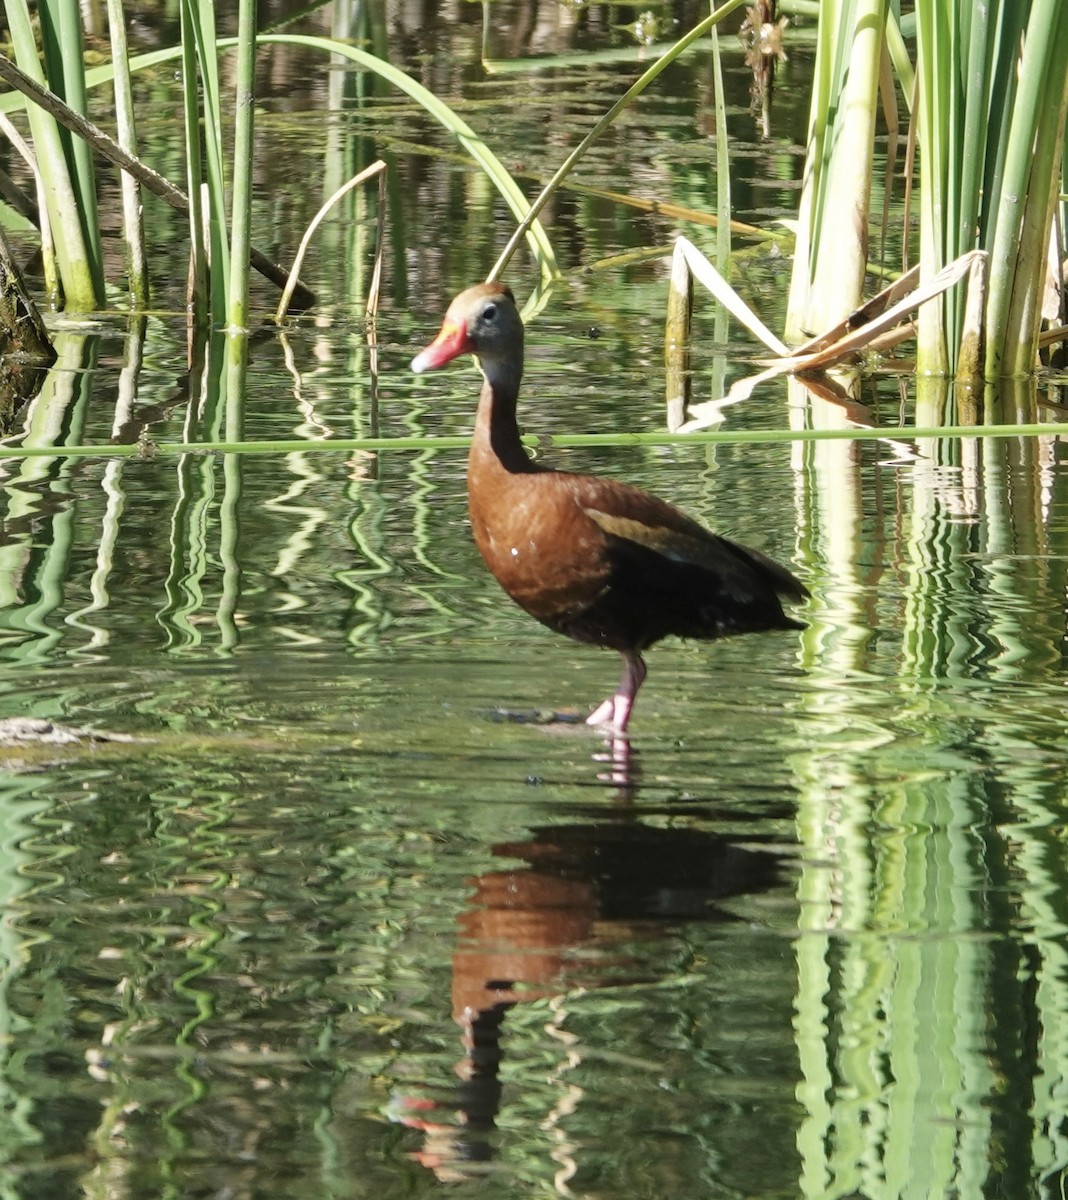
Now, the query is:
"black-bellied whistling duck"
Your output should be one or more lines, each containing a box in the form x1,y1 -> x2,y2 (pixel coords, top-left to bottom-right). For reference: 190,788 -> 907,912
411,282 -> 809,732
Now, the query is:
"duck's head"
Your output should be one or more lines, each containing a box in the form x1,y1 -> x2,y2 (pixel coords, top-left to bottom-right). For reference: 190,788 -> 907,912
411,283 -> 522,374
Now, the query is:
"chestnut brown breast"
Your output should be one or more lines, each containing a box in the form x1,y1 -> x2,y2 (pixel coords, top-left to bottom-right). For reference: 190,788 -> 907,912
467,448 -> 802,654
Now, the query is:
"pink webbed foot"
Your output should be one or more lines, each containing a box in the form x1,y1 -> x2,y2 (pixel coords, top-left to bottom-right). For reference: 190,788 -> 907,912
585,651 -> 646,733
585,692 -> 634,732
586,697 -> 618,728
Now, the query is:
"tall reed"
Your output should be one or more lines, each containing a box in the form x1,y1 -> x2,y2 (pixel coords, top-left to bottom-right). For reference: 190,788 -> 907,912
789,1 -> 1068,382
4,0 -> 103,309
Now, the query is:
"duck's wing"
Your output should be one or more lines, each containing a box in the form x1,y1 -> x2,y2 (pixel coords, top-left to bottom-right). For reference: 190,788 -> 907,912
565,474 -> 810,607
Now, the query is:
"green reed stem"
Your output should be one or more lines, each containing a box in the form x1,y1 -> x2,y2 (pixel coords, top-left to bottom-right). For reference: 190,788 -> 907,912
226,0 -> 256,331
254,34 -> 559,286
38,0 -> 104,299
180,0 -> 209,322
486,0 -> 750,282
106,0 -> 149,309
1,423 -> 1066,462
984,0 -> 1068,378
182,0 -> 230,316
998,3 -> 1068,377
3,0 -> 100,308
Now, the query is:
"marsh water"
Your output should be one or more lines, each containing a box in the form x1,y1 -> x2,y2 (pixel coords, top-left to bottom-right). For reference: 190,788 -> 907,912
2,3 -> 1068,1197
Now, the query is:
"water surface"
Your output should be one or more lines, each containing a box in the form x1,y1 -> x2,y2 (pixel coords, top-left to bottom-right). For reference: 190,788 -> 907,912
2,4 -> 1068,1198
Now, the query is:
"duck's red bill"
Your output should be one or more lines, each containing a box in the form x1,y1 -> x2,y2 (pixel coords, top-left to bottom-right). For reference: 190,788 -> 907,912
410,320 -> 471,373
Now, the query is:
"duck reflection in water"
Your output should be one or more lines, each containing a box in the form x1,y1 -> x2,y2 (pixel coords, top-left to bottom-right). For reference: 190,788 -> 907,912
390,773 -> 784,1182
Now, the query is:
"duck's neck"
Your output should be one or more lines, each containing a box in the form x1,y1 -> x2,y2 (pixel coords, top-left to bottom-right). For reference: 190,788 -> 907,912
471,357 -> 538,475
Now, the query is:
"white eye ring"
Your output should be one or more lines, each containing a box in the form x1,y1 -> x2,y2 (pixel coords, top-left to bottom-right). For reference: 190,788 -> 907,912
483,304 -> 497,322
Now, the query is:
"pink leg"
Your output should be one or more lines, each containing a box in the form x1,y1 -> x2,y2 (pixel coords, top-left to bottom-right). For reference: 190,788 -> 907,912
586,651 -> 647,732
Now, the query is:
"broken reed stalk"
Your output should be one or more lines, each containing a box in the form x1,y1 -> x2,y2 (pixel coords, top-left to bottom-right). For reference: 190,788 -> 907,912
664,241 -> 693,432
669,235 -> 986,432
275,161 -> 387,324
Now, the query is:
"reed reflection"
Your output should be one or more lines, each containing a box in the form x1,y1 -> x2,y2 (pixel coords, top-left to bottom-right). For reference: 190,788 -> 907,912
790,375 -> 1068,1198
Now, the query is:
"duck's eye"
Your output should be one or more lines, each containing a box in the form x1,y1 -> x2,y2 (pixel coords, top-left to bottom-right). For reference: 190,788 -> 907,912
482,303 -> 498,323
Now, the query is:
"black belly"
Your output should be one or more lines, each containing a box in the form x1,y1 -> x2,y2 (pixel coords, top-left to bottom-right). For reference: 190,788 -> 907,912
533,538 -> 803,654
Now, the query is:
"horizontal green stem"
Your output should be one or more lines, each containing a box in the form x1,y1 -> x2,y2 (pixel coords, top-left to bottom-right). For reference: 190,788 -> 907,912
0,422 -> 1064,461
